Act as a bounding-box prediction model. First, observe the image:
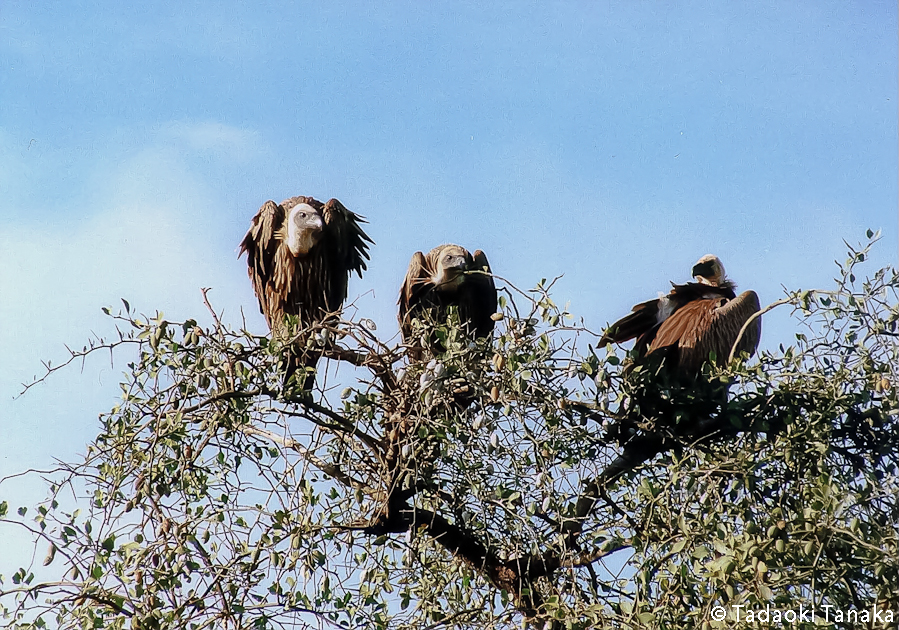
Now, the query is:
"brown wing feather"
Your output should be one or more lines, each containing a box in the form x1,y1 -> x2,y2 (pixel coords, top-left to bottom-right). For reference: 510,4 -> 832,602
322,198 -> 373,279
651,299 -> 718,373
716,290 -> 761,359
600,297 -> 661,346
398,251 -> 430,343
600,284 -> 728,346
239,200 -> 287,329
464,250 -> 498,338
651,290 -> 761,374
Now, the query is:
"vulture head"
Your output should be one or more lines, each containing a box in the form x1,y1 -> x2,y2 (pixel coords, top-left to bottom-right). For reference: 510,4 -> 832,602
240,195 -> 372,387
430,245 -> 471,291
691,254 -> 731,289
284,202 -> 324,256
399,244 -> 498,358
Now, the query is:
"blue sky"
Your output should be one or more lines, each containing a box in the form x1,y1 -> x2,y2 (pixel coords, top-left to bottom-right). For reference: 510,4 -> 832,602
1,1 -> 896,566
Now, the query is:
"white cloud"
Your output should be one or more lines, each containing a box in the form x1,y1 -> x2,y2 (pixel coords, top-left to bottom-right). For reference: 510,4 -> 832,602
162,121 -> 263,161
0,127 -> 274,572
0,131 -> 265,510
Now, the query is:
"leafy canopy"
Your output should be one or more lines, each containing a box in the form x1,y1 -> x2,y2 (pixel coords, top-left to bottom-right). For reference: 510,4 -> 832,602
1,233 -> 897,630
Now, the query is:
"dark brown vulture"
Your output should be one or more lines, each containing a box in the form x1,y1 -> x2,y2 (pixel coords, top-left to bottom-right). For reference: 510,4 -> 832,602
398,244 -> 497,358
600,254 -> 761,376
239,195 -> 372,387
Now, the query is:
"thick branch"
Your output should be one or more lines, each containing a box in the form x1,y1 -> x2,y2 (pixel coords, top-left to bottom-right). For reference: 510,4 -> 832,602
411,508 -> 545,619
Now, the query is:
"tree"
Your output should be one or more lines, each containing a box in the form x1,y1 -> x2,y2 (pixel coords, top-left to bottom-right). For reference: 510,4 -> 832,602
2,233 -> 898,630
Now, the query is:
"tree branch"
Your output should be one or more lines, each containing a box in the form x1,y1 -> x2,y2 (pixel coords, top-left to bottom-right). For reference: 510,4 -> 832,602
728,297 -> 792,363
239,425 -> 373,492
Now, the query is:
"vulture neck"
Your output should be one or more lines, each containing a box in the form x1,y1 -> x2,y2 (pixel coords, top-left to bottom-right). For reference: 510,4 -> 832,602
432,269 -> 465,291
697,275 -> 735,291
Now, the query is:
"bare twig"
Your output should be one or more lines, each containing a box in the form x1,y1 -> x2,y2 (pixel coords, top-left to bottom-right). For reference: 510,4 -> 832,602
728,297 -> 793,363
239,425 -> 372,492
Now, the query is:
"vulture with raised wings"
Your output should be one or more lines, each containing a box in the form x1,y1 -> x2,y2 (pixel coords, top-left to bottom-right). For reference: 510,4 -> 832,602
398,244 -> 497,358
600,255 -> 761,377
240,195 -> 372,387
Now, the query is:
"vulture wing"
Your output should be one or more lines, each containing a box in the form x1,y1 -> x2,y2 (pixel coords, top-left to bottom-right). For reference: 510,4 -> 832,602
599,297 -> 661,346
464,250 -> 498,338
398,251 -> 430,343
714,290 -> 762,360
322,198 -> 373,279
650,290 -> 761,374
602,283 -> 737,349
314,198 -> 373,315
239,200 -> 286,328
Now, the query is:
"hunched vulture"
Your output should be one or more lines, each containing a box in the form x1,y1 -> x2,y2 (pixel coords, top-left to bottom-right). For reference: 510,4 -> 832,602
240,195 -> 372,387
398,244 -> 497,359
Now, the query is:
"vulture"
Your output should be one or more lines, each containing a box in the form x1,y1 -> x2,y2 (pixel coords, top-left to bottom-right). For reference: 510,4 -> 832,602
398,244 -> 497,358
239,195 -> 372,387
600,255 -> 761,377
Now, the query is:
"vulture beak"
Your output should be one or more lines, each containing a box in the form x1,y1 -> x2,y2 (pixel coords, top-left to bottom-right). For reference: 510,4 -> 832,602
309,213 -> 324,236
692,260 -> 715,281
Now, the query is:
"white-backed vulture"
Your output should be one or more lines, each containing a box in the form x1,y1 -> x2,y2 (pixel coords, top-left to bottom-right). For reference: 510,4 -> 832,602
239,195 -> 372,386
398,244 -> 497,358
600,255 -> 761,376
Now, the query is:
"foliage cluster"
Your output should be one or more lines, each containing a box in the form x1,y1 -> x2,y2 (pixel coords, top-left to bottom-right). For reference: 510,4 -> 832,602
1,235 -> 898,629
